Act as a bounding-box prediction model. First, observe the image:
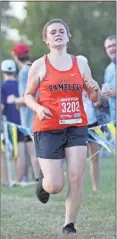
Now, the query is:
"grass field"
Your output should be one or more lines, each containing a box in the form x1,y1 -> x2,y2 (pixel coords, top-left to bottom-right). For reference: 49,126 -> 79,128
1,157 -> 116,239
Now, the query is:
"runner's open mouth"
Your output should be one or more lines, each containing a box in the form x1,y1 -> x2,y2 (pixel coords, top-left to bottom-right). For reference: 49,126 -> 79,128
55,38 -> 62,41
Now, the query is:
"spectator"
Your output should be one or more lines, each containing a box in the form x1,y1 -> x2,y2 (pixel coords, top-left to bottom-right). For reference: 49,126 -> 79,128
79,56 -> 100,192
7,44 -> 40,182
95,95 -> 110,125
1,59 -> 28,185
102,35 -> 116,122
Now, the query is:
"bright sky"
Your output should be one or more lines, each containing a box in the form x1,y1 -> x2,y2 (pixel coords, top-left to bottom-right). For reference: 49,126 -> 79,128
9,2 -> 26,20
4,2 -> 27,41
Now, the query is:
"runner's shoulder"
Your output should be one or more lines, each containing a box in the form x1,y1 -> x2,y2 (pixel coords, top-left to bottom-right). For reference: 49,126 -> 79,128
76,55 -> 88,65
76,55 -> 90,77
28,56 -> 45,74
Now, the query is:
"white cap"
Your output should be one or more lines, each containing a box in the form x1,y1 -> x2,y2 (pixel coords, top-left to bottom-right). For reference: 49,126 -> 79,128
1,59 -> 17,73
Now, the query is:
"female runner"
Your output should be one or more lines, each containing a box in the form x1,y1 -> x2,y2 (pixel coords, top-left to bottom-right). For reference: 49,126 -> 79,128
25,19 -> 101,234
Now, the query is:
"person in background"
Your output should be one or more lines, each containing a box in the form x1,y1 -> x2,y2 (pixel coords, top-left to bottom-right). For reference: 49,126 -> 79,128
79,56 -> 100,192
102,35 -> 116,122
1,59 -> 27,185
7,44 -> 40,182
95,96 -> 110,125
83,91 -> 100,192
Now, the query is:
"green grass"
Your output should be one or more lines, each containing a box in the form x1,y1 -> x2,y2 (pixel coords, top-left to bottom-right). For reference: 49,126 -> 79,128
1,158 -> 116,239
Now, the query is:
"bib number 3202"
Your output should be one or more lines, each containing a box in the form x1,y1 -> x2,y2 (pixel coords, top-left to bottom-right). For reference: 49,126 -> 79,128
59,97 -> 82,124
62,101 -> 79,113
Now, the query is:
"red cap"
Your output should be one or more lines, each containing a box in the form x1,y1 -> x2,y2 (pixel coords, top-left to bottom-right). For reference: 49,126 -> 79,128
11,44 -> 30,56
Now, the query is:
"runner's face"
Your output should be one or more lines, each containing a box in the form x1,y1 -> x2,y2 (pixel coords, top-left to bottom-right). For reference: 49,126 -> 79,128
45,23 -> 69,49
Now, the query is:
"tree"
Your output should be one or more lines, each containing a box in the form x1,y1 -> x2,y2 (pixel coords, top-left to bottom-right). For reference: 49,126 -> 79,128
0,1 -> 16,61
7,2 -> 116,84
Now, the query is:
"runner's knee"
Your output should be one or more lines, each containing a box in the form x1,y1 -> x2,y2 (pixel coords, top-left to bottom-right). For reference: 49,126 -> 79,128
68,173 -> 84,186
44,178 -> 64,194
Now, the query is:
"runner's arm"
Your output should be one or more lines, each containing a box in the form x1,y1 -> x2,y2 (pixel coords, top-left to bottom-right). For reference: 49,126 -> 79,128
83,78 -> 101,103
78,57 -> 101,103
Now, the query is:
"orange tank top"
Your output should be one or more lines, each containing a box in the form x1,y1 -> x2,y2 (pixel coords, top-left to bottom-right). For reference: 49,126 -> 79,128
33,55 -> 88,132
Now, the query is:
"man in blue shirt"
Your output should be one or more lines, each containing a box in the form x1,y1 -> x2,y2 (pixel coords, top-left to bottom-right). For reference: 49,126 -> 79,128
102,36 -> 116,122
7,44 -> 40,181
1,59 -> 27,185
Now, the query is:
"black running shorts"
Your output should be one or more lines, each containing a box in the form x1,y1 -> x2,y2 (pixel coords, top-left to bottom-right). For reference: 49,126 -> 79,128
34,126 -> 88,159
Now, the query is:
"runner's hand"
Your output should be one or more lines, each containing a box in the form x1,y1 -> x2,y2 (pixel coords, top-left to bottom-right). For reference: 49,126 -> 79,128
84,78 -> 99,91
36,105 -> 53,120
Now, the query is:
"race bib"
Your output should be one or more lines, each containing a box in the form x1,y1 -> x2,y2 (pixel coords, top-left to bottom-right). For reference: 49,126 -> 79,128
58,97 -> 82,124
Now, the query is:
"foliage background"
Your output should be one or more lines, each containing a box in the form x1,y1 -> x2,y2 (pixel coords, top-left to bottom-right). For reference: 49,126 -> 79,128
1,1 -> 116,85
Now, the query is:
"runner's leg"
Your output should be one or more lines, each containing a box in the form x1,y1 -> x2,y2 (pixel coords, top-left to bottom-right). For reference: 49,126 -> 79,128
64,146 -> 87,226
39,158 -> 64,194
